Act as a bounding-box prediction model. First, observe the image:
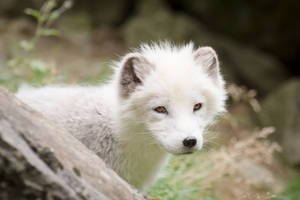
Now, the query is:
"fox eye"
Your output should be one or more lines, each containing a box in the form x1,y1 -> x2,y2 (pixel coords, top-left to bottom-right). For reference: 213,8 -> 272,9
193,103 -> 202,112
154,106 -> 168,114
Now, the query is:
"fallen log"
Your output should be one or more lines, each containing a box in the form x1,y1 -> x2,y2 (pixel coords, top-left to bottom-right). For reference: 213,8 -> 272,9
0,87 -> 146,200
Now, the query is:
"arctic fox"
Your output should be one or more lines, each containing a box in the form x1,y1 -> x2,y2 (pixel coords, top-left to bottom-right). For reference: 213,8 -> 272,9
17,42 -> 227,190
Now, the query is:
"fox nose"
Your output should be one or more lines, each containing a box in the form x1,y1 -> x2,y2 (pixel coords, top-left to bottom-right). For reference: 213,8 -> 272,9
183,137 -> 197,148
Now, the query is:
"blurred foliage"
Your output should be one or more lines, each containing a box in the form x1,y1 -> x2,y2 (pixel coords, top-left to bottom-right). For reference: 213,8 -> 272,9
95,61 -> 114,84
2,0 -> 72,91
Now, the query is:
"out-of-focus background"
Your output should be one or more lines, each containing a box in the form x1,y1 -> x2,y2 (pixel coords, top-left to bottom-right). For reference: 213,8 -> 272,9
0,0 -> 299,199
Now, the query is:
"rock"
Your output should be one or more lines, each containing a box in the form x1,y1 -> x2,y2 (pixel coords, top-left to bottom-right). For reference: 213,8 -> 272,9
169,0 -> 300,67
122,0 -> 289,95
258,79 -> 300,166
73,0 -> 134,26
0,38 -> 5,67
212,38 -> 289,95
0,38 -> 10,87
0,0 -> 42,17
0,87 -> 146,200
57,11 -> 93,46
123,0 -> 199,48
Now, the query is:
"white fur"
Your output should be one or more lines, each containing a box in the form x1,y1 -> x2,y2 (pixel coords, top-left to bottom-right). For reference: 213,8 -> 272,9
17,42 -> 227,190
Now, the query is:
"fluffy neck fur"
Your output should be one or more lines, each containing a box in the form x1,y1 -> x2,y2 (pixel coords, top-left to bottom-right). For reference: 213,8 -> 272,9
112,96 -> 170,190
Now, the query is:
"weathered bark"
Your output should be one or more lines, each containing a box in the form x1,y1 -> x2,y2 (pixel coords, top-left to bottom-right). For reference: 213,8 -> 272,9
0,87 -> 146,200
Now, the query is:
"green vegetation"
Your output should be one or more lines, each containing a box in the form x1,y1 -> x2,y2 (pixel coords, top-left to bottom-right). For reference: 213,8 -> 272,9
2,0 -> 72,91
148,151 -> 217,200
272,175 -> 300,200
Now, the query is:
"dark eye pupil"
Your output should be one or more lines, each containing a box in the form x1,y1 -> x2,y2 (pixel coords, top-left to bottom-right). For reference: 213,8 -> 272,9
154,106 -> 167,114
194,103 -> 202,111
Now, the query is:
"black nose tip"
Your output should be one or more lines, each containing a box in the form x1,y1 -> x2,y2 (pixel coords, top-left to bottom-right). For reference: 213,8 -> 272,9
183,137 -> 197,148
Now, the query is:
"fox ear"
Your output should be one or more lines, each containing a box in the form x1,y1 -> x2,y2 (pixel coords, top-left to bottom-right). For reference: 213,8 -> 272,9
119,53 -> 153,98
194,47 -> 221,84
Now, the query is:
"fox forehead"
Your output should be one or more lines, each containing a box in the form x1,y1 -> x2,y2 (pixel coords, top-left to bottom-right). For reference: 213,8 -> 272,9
143,63 -> 211,98
141,48 -> 213,94
145,52 -> 203,75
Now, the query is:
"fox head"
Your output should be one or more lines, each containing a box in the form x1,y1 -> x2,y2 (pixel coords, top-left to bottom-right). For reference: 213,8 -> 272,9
116,42 -> 227,155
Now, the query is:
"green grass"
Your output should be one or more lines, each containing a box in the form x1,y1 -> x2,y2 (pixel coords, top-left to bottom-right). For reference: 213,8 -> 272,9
0,0 -> 72,92
149,156 -> 300,200
147,151 -> 219,200
272,174 -> 300,200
